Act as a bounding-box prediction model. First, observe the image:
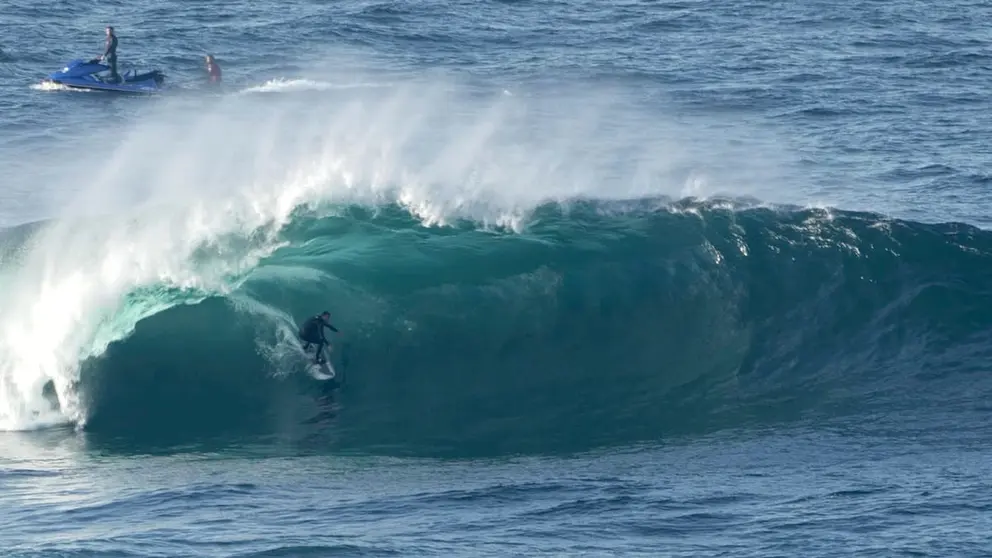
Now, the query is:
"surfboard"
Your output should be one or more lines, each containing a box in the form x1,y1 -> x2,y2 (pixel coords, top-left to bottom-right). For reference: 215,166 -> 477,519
308,360 -> 336,381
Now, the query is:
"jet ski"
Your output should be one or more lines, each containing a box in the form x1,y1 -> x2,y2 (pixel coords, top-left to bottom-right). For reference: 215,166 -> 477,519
43,58 -> 165,93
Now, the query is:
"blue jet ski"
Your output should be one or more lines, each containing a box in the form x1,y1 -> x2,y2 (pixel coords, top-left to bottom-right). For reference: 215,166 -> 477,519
44,58 -> 165,93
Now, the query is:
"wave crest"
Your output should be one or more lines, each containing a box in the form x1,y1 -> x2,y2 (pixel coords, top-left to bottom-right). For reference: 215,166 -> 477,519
7,198 -> 987,455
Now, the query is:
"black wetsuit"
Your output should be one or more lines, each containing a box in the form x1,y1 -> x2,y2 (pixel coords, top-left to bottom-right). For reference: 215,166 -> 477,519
299,315 -> 338,363
104,33 -> 119,82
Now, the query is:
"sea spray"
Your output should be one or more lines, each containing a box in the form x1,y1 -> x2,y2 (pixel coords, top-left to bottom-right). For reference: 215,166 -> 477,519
0,63 -> 794,432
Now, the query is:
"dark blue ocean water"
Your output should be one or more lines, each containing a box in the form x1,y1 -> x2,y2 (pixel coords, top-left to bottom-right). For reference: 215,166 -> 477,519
2,0 -> 992,556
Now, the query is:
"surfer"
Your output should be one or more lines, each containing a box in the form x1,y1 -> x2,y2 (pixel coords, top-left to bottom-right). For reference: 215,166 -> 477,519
99,26 -> 119,83
298,311 -> 339,364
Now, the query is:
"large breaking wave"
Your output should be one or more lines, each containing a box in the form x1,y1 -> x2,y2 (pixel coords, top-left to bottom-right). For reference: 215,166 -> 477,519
4,197 -> 992,456
2,68 -> 991,456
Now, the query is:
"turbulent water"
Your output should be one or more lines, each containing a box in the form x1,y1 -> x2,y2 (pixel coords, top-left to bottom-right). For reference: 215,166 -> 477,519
2,0 -> 992,556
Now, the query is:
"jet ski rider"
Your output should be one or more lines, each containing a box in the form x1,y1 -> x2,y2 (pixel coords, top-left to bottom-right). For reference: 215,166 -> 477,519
99,26 -> 119,83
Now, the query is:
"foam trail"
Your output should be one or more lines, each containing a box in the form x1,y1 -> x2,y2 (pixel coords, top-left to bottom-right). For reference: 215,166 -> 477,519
29,82 -> 78,92
0,57 -> 794,430
239,78 -> 396,95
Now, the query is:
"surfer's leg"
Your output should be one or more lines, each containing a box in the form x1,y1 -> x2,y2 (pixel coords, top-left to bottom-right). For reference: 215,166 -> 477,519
109,55 -> 119,82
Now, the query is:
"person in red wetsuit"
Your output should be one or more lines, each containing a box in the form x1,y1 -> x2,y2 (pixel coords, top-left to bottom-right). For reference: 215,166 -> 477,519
205,54 -> 221,84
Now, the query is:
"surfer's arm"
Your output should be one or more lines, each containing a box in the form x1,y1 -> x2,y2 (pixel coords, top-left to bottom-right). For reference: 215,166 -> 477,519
102,38 -> 116,59
317,323 -> 339,343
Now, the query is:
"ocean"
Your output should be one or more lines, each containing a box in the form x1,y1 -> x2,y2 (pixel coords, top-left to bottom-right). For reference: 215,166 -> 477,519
2,0 -> 992,556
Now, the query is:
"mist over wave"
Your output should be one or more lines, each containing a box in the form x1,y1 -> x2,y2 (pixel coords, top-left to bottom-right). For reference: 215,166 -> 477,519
5,59 -> 987,456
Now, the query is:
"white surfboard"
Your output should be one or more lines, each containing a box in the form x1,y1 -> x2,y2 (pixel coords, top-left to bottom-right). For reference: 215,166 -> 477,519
299,339 -> 339,381
308,360 -> 336,381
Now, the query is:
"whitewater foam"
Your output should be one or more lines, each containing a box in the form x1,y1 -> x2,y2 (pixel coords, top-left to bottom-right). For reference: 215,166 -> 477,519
0,112 -> 343,430
29,81 -> 80,92
240,78 -> 395,95
0,208 -> 287,430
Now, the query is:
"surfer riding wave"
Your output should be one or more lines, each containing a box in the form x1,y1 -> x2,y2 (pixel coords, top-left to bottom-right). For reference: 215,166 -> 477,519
298,311 -> 339,364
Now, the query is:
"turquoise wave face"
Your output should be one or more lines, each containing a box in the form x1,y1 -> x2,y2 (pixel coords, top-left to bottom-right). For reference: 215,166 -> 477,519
25,197 -> 986,456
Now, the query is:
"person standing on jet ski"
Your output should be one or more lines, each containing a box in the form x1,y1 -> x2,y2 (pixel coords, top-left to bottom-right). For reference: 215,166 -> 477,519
298,311 -> 340,364
99,26 -> 119,83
